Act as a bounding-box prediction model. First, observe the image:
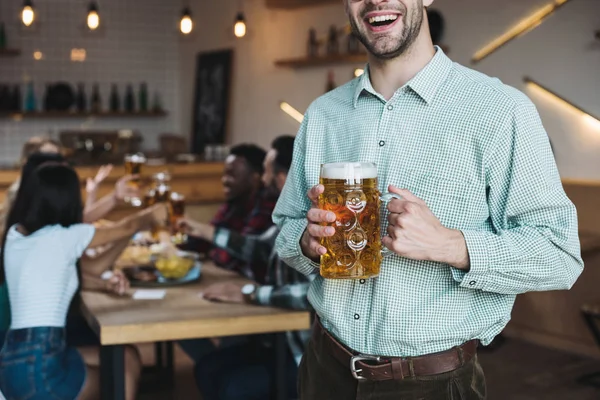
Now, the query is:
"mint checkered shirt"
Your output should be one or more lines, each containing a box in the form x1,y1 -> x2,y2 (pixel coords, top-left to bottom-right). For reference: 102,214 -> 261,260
273,47 -> 583,358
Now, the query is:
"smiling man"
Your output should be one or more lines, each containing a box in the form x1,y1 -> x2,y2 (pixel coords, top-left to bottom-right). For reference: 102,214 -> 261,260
192,143 -> 277,283
273,0 -> 583,399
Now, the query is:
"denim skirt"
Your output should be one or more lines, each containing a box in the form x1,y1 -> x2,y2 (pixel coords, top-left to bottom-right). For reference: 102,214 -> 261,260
0,327 -> 86,400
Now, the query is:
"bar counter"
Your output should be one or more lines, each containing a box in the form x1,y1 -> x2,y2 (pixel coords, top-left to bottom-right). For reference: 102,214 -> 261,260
0,162 -> 226,221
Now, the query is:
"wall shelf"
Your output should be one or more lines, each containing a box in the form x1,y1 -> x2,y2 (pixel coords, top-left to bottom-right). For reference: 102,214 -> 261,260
0,49 -> 21,57
0,110 -> 168,120
275,53 -> 367,69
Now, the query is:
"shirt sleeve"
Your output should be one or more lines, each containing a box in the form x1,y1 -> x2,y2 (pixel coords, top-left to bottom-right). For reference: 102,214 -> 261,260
255,277 -> 314,311
62,224 -> 96,261
452,99 -> 584,294
214,226 -> 276,267
273,113 -> 320,277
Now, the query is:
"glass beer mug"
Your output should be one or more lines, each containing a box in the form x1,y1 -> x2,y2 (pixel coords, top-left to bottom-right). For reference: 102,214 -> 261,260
123,153 -> 146,206
319,162 -> 399,280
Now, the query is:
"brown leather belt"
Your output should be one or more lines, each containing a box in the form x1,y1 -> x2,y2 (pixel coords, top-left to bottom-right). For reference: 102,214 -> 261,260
313,319 -> 478,381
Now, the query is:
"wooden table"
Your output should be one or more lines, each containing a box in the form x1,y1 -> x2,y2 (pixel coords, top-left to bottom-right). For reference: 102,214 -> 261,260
80,262 -> 311,400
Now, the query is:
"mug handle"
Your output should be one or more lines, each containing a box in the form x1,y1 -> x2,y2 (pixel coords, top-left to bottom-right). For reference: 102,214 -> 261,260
379,192 -> 402,258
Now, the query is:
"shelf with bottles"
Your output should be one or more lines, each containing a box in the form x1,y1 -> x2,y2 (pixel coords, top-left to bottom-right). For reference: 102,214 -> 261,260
0,80 -> 167,120
0,110 -> 167,120
275,25 -> 367,69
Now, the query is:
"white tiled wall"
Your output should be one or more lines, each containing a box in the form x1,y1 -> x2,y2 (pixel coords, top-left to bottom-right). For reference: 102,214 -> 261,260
0,0 -> 183,167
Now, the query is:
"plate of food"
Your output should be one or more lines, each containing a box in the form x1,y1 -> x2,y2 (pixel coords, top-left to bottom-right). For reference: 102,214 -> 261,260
118,239 -> 202,287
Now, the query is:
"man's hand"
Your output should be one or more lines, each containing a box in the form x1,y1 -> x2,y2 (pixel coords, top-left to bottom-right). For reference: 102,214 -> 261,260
201,281 -> 248,304
300,184 -> 336,262
114,174 -> 141,201
176,217 -> 215,241
382,185 -> 470,270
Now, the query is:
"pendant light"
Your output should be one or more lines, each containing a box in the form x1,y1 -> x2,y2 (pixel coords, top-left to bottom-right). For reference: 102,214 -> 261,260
234,12 -> 246,38
180,7 -> 193,35
22,0 -> 35,27
87,1 -> 100,30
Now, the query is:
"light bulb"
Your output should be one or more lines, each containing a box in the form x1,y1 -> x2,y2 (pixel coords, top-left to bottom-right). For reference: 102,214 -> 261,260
180,8 -> 193,34
87,11 -> 99,30
22,2 -> 34,27
87,2 -> 100,30
234,13 -> 246,38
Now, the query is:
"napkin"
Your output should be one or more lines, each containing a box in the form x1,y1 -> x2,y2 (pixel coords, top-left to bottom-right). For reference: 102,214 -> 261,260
133,289 -> 166,300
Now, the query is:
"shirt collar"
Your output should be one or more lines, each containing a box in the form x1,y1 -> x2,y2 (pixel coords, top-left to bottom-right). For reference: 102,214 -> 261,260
353,46 -> 453,108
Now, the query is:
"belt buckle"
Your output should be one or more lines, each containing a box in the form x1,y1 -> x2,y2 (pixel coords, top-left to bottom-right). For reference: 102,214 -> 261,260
350,354 -> 381,380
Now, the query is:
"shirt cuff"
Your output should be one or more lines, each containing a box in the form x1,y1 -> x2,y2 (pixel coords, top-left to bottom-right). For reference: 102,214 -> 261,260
451,230 -> 491,290
255,285 -> 273,306
277,218 -> 320,276
213,227 -> 230,249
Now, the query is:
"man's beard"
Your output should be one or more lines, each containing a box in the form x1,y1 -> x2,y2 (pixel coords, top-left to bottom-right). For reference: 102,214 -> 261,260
349,3 -> 424,60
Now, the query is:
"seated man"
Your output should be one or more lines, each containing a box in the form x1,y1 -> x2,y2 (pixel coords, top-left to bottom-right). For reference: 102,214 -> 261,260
179,136 -> 313,400
191,143 -> 277,284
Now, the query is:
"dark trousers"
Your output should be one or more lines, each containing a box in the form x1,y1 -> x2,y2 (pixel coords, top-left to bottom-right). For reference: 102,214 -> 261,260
195,340 -> 298,400
298,331 -> 487,400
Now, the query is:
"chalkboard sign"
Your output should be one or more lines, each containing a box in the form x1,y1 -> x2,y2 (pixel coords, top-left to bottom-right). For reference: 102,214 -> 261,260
191,49 -> 234,154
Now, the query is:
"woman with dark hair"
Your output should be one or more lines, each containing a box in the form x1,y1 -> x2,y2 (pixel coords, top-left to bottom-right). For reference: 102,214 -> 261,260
0,152 -> 67,347
0,163 -> 167,400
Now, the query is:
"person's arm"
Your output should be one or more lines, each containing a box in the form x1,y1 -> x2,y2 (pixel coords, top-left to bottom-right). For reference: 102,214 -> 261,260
83,191 -> 118,223
273,115 -> 320,277
80,237 -> 131,295
254,275 -> 314,311
181,218 -> 275,267
84,164 -> 113,215
87,203 -> 167,249
451,99 -> 583,294
81,236 -> 131,276
83,174 -> 141,223
215,194 -> 277,278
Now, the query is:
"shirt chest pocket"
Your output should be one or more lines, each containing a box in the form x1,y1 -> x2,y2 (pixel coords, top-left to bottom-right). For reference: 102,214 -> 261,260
394,170 -> 482,229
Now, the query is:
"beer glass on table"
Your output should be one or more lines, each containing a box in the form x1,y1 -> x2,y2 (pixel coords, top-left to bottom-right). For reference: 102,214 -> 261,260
319,162 -> 398,280
169,192 -> 187,245
123,153 -> 146,206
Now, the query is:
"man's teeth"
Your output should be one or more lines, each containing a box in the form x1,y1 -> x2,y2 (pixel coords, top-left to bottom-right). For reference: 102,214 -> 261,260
368,15 -> 398,24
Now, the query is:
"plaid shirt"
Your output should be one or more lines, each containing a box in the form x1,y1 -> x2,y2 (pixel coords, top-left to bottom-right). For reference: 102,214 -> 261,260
213,225 -> 314,365
196,188 -> 277,283
273,47 -> 583,357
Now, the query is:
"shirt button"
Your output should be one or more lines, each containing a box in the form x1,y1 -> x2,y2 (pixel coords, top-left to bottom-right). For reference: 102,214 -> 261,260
469,281 -> 476,286
354,314 -> 360,320
359,279 -> 366,284
378,140 -> 385,147
387,105 -> 393,111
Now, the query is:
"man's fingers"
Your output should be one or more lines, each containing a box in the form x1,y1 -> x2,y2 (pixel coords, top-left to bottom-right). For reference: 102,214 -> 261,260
307,208 -> 336,223
307,184 -> 324,204
308,236 -> 327,256
307,223 -> 335,238
388,186 -> 425,205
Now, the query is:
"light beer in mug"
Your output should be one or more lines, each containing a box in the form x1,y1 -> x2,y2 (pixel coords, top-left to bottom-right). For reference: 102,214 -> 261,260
124,153 -> 146,206
319,162 -> 383,279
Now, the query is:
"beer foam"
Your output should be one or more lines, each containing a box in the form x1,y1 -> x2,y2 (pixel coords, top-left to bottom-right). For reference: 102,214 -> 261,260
321,163 -> 377,180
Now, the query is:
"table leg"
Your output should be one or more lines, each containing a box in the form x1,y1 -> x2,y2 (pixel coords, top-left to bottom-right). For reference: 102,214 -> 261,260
275,333 -> 287,400
155,342 -> 164,369
166,341 -> 175,389
100,345 -> 125,400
